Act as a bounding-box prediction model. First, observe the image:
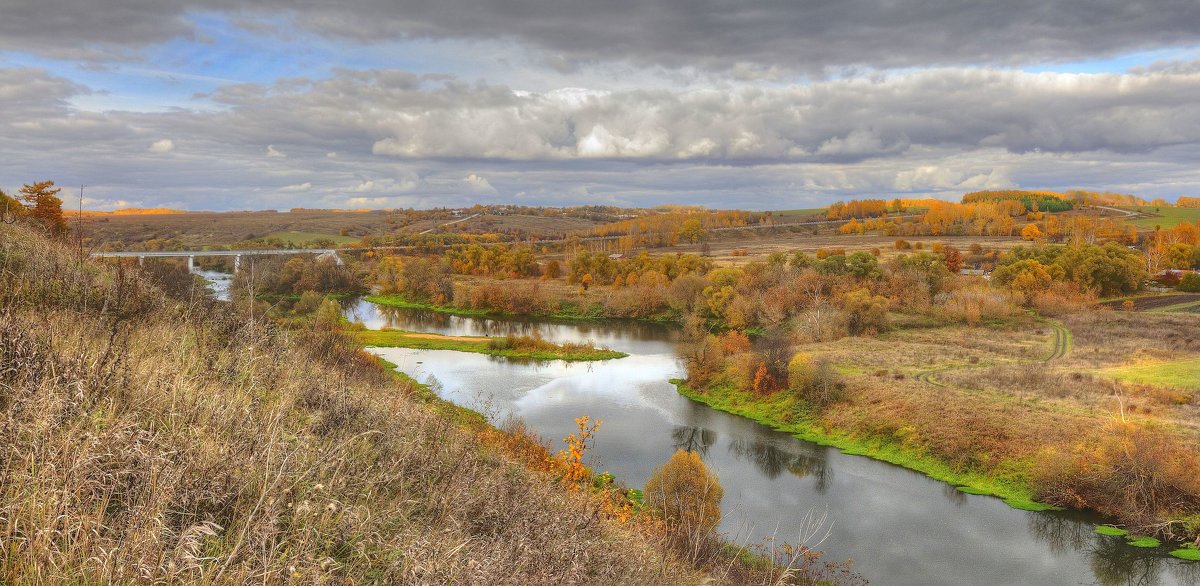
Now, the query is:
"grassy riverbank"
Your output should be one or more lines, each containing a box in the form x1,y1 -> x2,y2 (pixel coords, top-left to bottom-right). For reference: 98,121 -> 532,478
357,329 -> 628,361
672,379 -> 1053,512
363,293 -> 678,324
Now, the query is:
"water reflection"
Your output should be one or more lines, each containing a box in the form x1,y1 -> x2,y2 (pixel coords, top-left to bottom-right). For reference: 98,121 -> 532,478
196,270 -> 233,301
343,298 -> 680,355
672,426 -> 717,456
726,436 -> 831,492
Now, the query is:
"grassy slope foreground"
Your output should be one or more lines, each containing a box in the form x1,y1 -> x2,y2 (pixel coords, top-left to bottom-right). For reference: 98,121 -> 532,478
0,224 -> 701,585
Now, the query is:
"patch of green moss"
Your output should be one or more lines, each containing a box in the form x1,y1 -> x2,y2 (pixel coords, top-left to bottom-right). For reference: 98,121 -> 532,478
1170,546 -> 1200,561
1126,536 -> 1161,548
1094,525 -> 1129,537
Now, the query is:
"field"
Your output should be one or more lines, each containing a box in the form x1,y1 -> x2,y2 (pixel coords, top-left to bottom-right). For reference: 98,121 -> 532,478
1097,358 -> 1200,391
398,213 -> 603,237
1119,206 -> 1200,228
80,209 -> 612,249
263,230 -> 361,245
80,209 -> 394,247
1101,293 -> 1200,312
765,208 -> 827,218
649,232 -> 1028,265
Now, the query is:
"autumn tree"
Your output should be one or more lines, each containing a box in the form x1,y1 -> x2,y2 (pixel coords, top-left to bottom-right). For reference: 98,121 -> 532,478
644,450 -> 724,547
942,245 -> 964,273
838,287 -> 889,335
1021,223 -> 1043,241
992,258 -> 1057,303
18,180 -> 68,236
787,353 -> 844,409
678,218 -> 708,244
0,189 -> 24,223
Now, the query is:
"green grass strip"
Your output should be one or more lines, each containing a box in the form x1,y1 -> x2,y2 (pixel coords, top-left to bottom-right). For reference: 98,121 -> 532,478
1094,525 -> 1129,537
356,330 -> 627,362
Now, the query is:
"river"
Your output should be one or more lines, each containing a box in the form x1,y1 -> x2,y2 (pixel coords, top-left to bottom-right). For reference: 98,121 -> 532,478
345,298 -> 1199,586
189,269 -> 1196,585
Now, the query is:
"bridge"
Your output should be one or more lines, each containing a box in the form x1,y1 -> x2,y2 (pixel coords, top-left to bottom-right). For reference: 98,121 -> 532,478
90,248 -> 344,272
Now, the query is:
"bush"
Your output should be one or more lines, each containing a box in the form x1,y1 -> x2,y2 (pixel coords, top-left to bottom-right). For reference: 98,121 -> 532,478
788,354 -> 844,409
838,288 -> 889,335
292,290 -> 325,315
1179,273 -> 1200,292
645,450 -> 724,547
1033,422 -> 1200,534
935,285 -> 1020,325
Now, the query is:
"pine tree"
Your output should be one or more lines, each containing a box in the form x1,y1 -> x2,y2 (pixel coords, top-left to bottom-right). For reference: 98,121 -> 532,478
18,180 -> 68,236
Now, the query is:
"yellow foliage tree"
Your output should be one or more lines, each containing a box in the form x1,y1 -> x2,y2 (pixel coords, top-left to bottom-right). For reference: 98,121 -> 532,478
644,450 -> 723,542
1021,223 -> 1044,241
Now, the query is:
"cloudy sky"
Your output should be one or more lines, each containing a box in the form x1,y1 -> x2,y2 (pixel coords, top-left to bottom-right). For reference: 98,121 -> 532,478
2,1 -> 1200,210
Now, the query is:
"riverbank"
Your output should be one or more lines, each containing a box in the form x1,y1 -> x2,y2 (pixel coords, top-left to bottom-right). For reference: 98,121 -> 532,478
358,329 -> 628,361
364,293 -> 678,325
672,379 -> 1054,512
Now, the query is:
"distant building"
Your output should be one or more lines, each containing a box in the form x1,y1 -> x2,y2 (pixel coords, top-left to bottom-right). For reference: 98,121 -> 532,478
608,253 -> 624,260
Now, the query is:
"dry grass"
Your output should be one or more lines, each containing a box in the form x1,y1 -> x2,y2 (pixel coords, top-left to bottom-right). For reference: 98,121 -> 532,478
0,223 -> 711,585
1064,311 -> 1200,368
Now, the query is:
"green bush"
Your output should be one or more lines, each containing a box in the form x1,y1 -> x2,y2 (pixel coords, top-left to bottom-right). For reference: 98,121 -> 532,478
1178,273 -> 1200,292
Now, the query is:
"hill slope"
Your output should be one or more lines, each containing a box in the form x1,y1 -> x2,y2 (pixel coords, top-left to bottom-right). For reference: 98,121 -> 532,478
0,223 -> 699,584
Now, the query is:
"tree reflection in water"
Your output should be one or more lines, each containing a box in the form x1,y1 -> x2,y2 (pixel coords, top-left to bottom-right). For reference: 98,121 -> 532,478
1027,511 -> 1092,556
941,483 -> 967,507
725,435 -> 830,493
1028,512 -> 1200,586
672,426 -> 717,457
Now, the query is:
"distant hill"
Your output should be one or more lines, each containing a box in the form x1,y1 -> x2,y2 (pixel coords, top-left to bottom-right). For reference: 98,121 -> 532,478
78,207 -> 190,216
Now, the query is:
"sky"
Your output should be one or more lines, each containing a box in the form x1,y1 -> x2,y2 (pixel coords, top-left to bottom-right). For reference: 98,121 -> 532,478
2,1 -> 1200,211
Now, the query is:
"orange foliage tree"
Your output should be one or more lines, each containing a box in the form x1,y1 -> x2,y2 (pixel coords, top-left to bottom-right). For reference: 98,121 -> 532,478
558,416 -> 602,487
18,180 -> 68,236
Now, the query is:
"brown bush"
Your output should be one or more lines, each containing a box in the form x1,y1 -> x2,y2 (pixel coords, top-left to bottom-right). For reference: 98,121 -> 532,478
1033,422 -> 1200,536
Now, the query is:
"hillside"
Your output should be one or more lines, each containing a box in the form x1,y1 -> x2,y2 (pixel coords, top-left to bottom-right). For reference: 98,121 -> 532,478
0,223 -> 703,584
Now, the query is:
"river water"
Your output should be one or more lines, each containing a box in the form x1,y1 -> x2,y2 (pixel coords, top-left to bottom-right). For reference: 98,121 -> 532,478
344,298 -> 1200,585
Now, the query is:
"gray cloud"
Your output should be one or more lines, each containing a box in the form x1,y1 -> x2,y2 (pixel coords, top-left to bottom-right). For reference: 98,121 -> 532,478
197,67 -> 1200,161
3,65 -> 1200,210
4,1 -> 1200,71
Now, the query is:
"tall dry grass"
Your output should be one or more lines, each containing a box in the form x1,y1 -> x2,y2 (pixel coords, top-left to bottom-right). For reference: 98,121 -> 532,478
0,224 -> 707,585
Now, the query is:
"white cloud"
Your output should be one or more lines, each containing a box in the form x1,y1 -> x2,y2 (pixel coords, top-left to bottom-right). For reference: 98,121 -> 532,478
279,181 -> 312,192
463,173 -> 497,194
148,138 -> 174,153
266,144 -> 287,158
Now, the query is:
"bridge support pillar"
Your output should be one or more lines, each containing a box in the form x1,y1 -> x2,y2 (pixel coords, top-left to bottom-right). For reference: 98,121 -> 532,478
138,256 -> 144,267
333,251 -> 343,266
187,256 -> 195,272
234,255 -> 241,273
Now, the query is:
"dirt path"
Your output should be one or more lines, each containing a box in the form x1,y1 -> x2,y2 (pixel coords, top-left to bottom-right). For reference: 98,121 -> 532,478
915,318 -> 1070,388
1044,320 -> 1072,362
